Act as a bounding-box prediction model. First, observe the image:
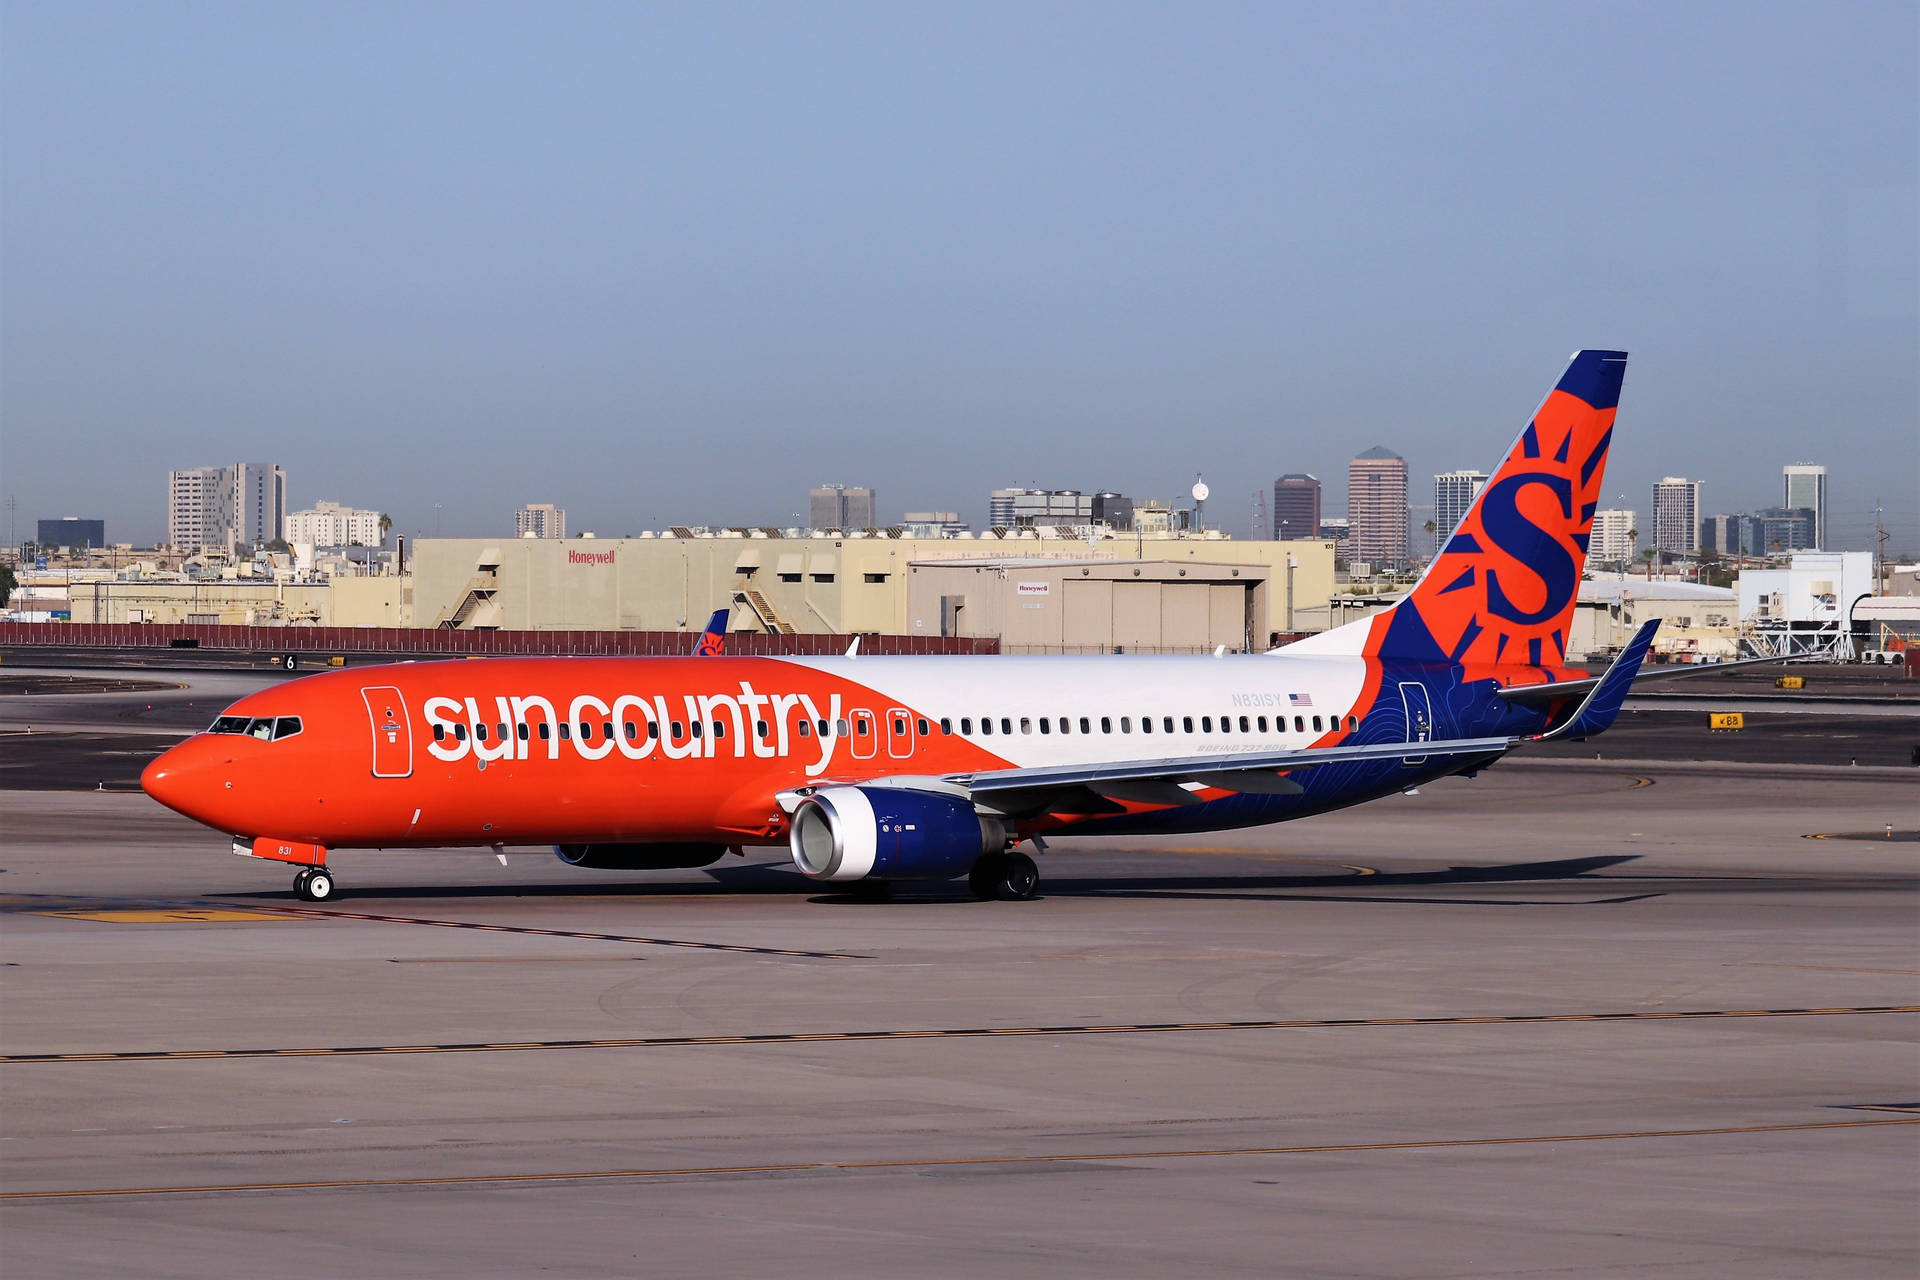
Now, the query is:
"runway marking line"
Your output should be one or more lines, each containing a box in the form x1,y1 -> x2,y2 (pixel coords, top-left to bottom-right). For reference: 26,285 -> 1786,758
1837,1102 -> 1920,1114
5,1005 -> 1912,1066
228,903 -> 865,961
4,1117 -> 1913,1201
34,908 -> 299,924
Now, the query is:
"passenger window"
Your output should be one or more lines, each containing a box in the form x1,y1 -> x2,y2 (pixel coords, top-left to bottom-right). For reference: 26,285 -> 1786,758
1120,717 -> 1130,733
1313,715 -> 1323,731
579,722 -> 593,741
1056,716 -> 1069,735
1001,718 -> 1012,735
518,723 -> 529,741
1257,716 -> 1268,732
648,721 -> 660,740
1101,717 -> 1112,733
1201,716 -> 1212,733
818,720 -> 830,736
1349,715 -> 1359,730
836,718 -> 850,737
961,717 -> 974,734
940,717 -> 952,734
454,724 -> 467,742
917,718 -> 930,736
1163,716 -> 1174,733
1182,716 -> 1193,733
757,719 -> 770,737
712,721 -> 725,739
979,717 -> 992,736
625,721 -> 638,740
272,717 -> 302,740
603,721 -> 614,740
1020,718 -> 1032,734
497,724 -> 507,742
538,722 -> 551,740
1294,716 -> 1305,732
1079,717 -> 1091,734
1141,715 -> 1153,734
797,719 -> 811,738
893,715 -> 907,735
670,721 -> 685,738
475,723 -> 488,742
559,723 -> 571,740
855,718 -> 870,737
692,721 -> 704,739
433,724 -> 446,742
1039,718 -> 1051,734
1239,716 -> 1250,733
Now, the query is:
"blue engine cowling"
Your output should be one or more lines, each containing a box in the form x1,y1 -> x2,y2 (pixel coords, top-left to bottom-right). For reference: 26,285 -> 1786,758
789,786 -> 1006,882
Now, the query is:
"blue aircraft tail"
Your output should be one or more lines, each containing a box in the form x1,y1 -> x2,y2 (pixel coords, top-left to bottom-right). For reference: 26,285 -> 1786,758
692,609 -> 729,656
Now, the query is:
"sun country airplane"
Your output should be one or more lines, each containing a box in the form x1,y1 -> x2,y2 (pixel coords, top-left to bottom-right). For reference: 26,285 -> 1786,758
145,349 -> 1736,903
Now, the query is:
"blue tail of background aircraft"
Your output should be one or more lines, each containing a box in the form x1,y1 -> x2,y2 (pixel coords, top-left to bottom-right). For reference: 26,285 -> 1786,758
692,609 -> 729,656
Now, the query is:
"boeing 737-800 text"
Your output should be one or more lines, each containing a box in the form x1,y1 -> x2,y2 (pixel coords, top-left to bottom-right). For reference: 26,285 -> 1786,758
146,349 -> 1679,902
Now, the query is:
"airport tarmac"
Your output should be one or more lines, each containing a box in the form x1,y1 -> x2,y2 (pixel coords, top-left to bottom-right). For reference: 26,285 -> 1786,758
3,713 -> 1916,1275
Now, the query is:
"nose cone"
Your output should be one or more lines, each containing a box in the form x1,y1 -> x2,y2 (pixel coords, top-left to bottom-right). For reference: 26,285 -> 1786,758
142,739 -> 213,822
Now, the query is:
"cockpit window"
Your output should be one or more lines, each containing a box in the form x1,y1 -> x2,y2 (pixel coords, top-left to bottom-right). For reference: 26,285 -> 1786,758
208,714 -> 301,740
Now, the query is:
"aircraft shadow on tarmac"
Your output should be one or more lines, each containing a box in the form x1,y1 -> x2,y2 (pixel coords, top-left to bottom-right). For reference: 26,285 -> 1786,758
220,852 -> 1652,906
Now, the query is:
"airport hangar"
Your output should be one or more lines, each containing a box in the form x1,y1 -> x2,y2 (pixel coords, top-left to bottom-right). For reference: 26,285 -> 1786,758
407,530 -> 1338,651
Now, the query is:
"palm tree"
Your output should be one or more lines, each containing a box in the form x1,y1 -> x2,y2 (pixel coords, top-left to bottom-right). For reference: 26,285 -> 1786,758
1423,518 -> 1438,559
1624,526 -> 1639,572
378,512 -> 393,546
1641,546 -> 1657,579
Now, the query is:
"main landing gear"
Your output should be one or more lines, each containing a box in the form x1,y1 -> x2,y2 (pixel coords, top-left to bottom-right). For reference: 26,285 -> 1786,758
969,851 -> 1040,901
293,867 -> 336,902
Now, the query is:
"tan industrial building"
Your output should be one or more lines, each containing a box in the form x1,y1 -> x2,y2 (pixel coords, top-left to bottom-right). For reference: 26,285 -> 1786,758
68,577 -> 410,627
908,558 -> 1265,652
411,531 -> 1336,650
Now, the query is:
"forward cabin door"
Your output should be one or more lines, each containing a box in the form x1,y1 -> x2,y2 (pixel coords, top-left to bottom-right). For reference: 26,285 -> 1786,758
1398,682 -> 1432,766
362,685 -> 413,778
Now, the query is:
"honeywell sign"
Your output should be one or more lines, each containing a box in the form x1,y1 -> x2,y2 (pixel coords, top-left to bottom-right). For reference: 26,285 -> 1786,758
1015,581 -> 1051,597
568,549 -> 615,566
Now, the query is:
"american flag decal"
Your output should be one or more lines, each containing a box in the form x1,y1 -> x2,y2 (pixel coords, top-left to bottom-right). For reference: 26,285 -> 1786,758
1289,692 -> 1313,707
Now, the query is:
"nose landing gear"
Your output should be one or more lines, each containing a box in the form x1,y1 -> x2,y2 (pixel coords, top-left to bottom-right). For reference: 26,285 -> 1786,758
293,867 -> 336,901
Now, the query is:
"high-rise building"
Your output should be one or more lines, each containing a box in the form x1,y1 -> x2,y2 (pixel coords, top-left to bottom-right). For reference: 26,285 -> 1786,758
515,503 -> 566,539
1588,508 -> 1637,568
1700,512 -> 1762,558
36,517 -> 105,551
1271,474 -> 1320,543
988,488 -> 1097,529
1782,464 -> 1827,549
1433,470 -> 1489,545
168,468 -> 224,550
1091,492 -> 1134,531
809,485 -> 876,529
1651,477 -> 1701,556
167,462 -> 285,551
287,501 -> 383,547
1347,447 -> 1408,567
1754,506 -> 1817,554
232,462 -> 287,549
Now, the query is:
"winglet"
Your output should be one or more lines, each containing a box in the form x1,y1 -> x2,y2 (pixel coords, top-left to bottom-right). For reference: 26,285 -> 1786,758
1531,619 -> 1660,742
692,609 -> 729,656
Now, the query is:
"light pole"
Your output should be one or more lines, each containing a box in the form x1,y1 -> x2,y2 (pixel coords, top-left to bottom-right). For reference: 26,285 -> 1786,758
1285,555 -> 1296,635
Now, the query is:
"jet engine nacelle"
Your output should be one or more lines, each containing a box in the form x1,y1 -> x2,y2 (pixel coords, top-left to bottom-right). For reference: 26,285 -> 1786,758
789,786 -> 1006,882
553,843 -> 728,870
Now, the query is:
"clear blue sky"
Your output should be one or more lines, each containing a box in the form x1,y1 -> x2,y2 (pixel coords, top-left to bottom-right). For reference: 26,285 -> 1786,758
3,1 -> 1914,551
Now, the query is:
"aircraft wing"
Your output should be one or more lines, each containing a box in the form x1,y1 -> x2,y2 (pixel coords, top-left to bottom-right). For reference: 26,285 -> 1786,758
949,735 -> 1514,814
